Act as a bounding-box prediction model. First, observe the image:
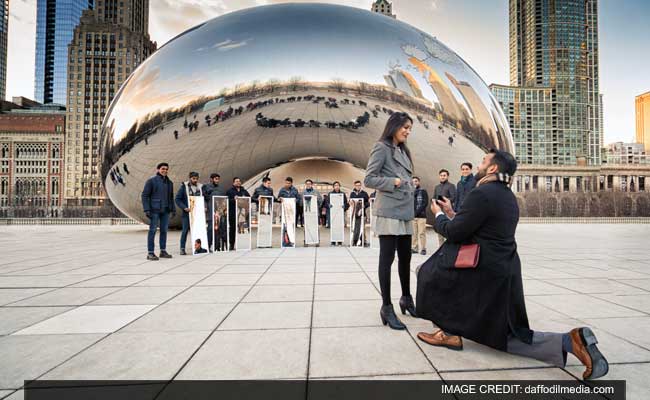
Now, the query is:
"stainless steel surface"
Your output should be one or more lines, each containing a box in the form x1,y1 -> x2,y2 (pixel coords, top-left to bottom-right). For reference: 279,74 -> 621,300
101,3 -> 513,225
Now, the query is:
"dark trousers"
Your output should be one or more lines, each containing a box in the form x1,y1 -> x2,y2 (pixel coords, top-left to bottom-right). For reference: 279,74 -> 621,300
229,214 -> 236,250
180,213 -> 190,250
378,235 -> 412,306
206,212 -> 213,249
147,212 -> 170,253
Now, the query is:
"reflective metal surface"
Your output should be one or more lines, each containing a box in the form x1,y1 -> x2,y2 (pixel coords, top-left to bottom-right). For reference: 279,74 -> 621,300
101,3 -> 513,225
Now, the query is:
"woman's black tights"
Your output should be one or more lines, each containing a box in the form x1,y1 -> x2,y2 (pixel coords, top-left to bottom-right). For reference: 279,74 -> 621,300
378,235 -> 412,306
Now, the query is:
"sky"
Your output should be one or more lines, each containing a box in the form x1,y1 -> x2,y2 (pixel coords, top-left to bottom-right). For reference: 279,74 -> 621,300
6,0 -> 650,144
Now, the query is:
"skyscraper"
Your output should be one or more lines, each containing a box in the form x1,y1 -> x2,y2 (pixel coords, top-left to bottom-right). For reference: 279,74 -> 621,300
0,0 -> 8,101
64,0 -> 155,206
371,0 -> 395,18
492,0 -> 602,165
636,91 -> 650,153
34,0 -> 94,105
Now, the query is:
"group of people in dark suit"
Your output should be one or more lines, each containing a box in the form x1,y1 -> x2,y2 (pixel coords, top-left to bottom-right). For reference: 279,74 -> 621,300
364,112 -> 609,381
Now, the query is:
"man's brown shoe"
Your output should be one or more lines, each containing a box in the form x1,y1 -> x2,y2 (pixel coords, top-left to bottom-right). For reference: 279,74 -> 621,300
569,327 -> 609,380
417,329 -> 463,351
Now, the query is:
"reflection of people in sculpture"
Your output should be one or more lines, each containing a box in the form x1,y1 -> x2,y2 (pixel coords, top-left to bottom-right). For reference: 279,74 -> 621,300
238,207 -> 248,234
304,195 -> 313,213
193,239 -> 208,254
282,201 -> 295,247
259,197 -> 271,215
213,208 -> 228,251
351,199 -> 364,246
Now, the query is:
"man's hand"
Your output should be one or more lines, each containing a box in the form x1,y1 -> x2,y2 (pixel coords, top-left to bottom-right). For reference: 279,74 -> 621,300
439,196 -> 453,216
394,178 -> 402,187
430,198 -> 442,215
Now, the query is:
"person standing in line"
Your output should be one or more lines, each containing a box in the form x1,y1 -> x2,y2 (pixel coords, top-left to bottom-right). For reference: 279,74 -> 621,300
364,112 -> 416,330
175,172 -> 205,255
141,162 -> 175,260
417,149 -> 609,381
411,176 -> 429,255
433,169 -> 456,247
455,162 -> 476,212
204,173 -> 224,251
328,181 -> 349,246
226,177 -> 251,250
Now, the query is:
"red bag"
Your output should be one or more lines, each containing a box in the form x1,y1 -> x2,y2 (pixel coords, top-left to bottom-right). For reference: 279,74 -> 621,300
455,243 -> 480,268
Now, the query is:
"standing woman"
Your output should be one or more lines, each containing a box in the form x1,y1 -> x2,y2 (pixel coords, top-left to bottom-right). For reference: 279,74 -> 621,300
364,112 -> 417,330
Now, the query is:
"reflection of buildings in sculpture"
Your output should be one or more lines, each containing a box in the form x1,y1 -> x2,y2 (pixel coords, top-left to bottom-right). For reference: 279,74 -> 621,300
407,57 -> 467,124
384,68 -> 425,100
371,0 -> 396,18
636,92 -> 650,153
446,72 -> 499,147
0,102 -> 66,214
64,0 -> 157,206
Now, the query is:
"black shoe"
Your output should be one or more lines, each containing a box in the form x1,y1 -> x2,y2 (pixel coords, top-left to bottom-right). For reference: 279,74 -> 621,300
159,251 -> 172,259
147,253 -> 159,261
399,295 -> 417,317
411,249 -> 418,254
331,242 -> 335,246
180,249 -> 187,255
380,305 -> 406,330
420,250 -> 426,255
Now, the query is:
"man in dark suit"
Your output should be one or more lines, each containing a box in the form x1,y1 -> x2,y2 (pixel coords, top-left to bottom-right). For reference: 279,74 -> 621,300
141,162 -> 175,261
416,149 -> 609,381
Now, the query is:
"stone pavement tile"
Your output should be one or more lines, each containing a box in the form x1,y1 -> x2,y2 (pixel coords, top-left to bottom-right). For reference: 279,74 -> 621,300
0,334 -> 104,389
521,280 -> 575,295
41,331 -> 209,380
524,301 -> 572,322
0,275 -> 98,288
558,266 -> 649,280
415,336 -> 547,372
90,286 -> 186,305
242,285 -> 313,303
228,259 -> 275,265
315,265 -> 362,273
164,264 -> 225,274
9,287 -> 120,307
266,264 -> 314,273
176,329 -> 309,379
256,272 -> 314,285
315,272 -> 371,284
169,286 -> 250,304
591,294 -> 650,314
440,367 -> 575,380
121,303 -> 235,332
521,268 -> 580,280
0,390 -> 18,400
0,307 -> 72,335
13,305 -> 157,335
0,289 -> 53,306
135,273 -> 209,287
314,284 -> 381,301
197,273 -> 261,286
617,279 -> 650,292
565,362 -> 650,400
111,263 -> 178,275
583,317 -> 650,349
543,279 -> 648,295
71,274 -> 151,287
527,294 -> 646,319
216,265 -> 270,274
312,300 -> 384,328
309,326 -> 433,378
218,302 -> 312,330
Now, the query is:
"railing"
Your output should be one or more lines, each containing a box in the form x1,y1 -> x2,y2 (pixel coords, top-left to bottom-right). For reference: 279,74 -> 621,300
519,217 -> 650,224
0,218 -> 142,225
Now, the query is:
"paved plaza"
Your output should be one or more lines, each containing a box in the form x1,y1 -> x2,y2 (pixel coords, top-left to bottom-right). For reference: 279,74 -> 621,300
0,224 -> 649,399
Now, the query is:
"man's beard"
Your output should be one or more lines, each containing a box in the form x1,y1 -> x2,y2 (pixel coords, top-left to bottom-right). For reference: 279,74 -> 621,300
475,168 -> 487,180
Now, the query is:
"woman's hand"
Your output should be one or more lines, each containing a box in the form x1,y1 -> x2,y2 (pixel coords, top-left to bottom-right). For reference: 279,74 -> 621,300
394,178 -> 402,187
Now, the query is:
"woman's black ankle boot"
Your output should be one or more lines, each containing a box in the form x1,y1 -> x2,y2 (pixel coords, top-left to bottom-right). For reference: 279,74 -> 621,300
399,295 -> 417,317
380,305 -> 406,330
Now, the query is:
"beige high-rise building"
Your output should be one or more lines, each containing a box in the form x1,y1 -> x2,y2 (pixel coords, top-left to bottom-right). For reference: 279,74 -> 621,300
636,91 -> 650,153
371,0 -> 396,18
64,0 -> 156,206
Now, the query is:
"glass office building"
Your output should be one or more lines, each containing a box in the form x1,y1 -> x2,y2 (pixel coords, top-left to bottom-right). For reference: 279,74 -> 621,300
0,0 -> 8,100
34,0 -> 93,105
492,0 -> 602,165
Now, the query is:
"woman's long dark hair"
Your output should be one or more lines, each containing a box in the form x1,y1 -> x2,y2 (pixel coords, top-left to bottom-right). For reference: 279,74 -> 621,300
379,112 -> 413,163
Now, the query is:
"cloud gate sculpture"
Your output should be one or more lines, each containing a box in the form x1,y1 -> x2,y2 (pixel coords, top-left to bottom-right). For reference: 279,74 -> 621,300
101,3 -> 513,225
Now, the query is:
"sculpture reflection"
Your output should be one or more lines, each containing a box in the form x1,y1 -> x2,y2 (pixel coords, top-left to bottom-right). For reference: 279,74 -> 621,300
101,3 -> 513,225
